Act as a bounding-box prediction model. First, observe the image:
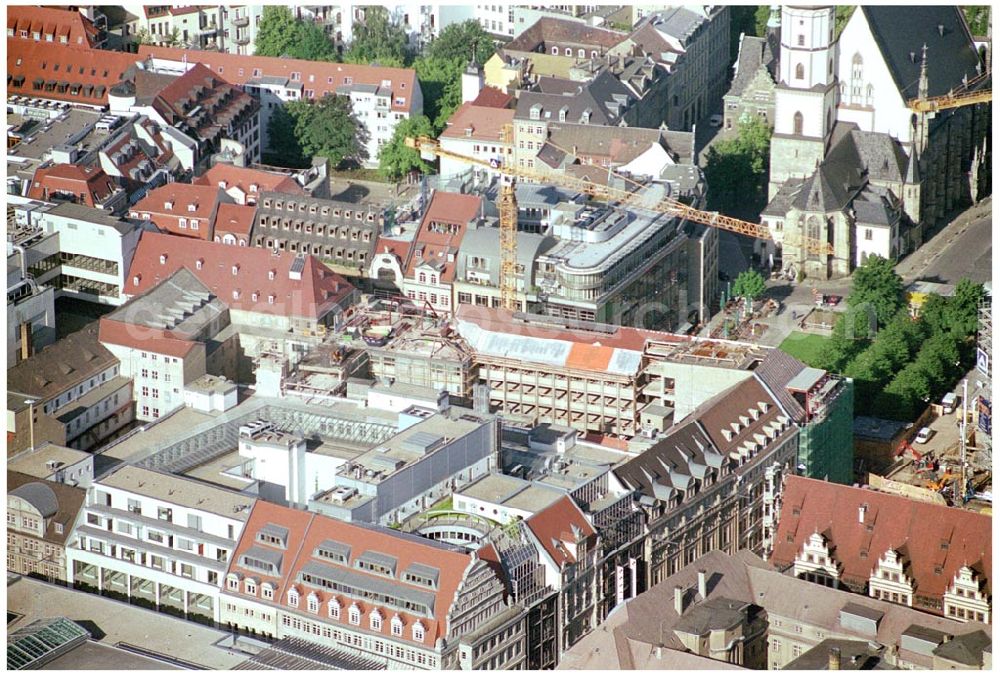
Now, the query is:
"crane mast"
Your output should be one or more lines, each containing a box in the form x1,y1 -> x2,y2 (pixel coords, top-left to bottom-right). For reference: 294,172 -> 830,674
498,180 -> 519,311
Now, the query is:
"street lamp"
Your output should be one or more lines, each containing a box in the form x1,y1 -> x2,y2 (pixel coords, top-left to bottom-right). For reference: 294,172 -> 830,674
23,398 -> 36,451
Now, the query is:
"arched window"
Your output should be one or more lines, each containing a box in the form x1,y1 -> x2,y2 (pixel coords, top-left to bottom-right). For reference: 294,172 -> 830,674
348,604 -> 361,625
328,598 -> 341,619
370,609 -> 383,631
564,47 -> 572,56
807,216 -> 822,244
413,621 -> 425,642
795,63 -> 804,80
793,111 -> 804,135
307,593 -> 320,613
851,53 -> 863,80
287,588 -> 299,607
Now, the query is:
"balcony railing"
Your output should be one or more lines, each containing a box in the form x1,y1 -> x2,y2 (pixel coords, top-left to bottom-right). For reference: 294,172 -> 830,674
233,15 -> 250,27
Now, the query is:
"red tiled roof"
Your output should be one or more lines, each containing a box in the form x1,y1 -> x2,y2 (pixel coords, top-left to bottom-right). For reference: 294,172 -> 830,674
6,39 -> 137,106
26,164 -> 119,208
471,86 -> 514,109
226,501 -> 482,646
8,7 -> 99,47
439,103 -> 515,142
147,64 -> 257,145
771,476 -> 993,610
404,191 -> 482,282
695,377 -> 783,455
373,236 -> 414,265
214,203 -> 257,241
193,164 -> 304,205
125,231 -> 354,320
525,495 -> 596,568
98,316 -> 199,358
138,45 -> 420,113
131,183 -> 226,240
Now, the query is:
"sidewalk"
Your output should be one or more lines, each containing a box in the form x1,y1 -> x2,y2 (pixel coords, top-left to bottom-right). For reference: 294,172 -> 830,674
7,576 -> 243,670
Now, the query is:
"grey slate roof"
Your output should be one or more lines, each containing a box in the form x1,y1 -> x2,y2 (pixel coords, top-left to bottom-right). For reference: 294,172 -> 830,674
933,630 -> 992,666
728,35 -> 776,99
456,228 -> 556,285
7,322 -> 118,402
515,70 -> 634,126
47,202 -> 136,235
10,482 -> 59,518
613,420 -> 725,500
853,189 -> 896,227
761,177 -> 805,217
673,597 -> 754,635
862,6 -> 985,100
792,164 -> 852,213
753,350 -> 809,422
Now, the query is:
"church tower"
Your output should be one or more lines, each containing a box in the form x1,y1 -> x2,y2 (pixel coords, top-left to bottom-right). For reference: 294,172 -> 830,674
768,6 -> 840,199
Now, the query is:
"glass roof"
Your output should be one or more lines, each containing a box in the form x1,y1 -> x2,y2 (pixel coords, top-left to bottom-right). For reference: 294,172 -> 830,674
7,617 -> 89,670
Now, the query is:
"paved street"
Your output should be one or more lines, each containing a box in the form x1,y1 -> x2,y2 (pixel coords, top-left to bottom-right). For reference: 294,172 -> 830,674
896,197 -> 992,284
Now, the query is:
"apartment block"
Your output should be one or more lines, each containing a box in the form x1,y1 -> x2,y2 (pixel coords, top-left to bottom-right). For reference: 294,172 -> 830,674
68,466 -> 255,624
7,471 -> 86,584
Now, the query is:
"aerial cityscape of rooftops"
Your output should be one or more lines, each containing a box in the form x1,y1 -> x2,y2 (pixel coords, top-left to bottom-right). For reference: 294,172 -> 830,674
5,3 -> 993,671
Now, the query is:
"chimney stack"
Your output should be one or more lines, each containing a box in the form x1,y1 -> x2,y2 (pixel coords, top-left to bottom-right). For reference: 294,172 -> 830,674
828,646 -> 841,671
698,570 -> 707,600
858,504 -> 866,524
674,585 -> 684,615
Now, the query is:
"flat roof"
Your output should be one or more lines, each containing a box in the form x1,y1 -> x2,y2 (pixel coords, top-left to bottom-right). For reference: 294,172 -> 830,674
99,466 -> 254,520
7,443 -> 91,479
41,641 -> 175,670
787,366 -> 826,392
8,108 -> 102,160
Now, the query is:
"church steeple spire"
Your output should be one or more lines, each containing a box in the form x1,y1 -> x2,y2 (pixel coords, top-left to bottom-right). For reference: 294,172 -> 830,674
918,43 -> 929,101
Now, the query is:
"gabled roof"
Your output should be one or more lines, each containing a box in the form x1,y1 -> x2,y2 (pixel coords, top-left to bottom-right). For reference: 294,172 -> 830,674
7,471 -> 86,546
771,476 -> 993,609
470,86 -> 514,109
727,35 -> 777,99
98,316 -> 199,358
507,16 -> 625,53
753,349 -> 809,421
525,495 -> 596,568
214,203 -> 257,240
6,39 -> 137,106
404,191 -> 482,282
193,164 -> 304,202
8,7 -> 100,47
861,6 -> 984,101
226,501 -> 481,646
439,103 -> 514,142
543,123 -> 678,166
137,45 -> 419,113
696,377 -> 785,456
515,70 -> 634,126
26,164 -> 119,208
124,231 -> 354,320
131,183 -> 228,239
8,322 -> 117,402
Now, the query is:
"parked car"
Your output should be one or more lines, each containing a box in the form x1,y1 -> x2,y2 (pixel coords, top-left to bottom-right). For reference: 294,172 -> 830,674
941,392 -> 957,413
915,427 -> 934,444
709,114 -> 723,127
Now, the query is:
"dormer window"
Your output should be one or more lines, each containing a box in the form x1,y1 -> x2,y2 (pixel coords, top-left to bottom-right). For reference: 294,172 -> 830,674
232,290 -> 241,300
164,201 -> 173,210
226,573 -> 240,590
390,615 -> 403,637
369,609 -> 383,631
261,582 -> 274,600
268,294 -> 275,304
412,621 -> 425,642
307,592 -> 320,613
159,255 -> 167,265
196,259 -> 204,270
232,265 -> 240,275
250,184 -> 258,193
251,292 -> 259,302
287,588 -> 299,607
188,203 -> 197,213
268,270 -> 276,280
348,604 -> 361,626
133,275 -> 142,285
328,598 -> 341,619
245,579 -> 257,595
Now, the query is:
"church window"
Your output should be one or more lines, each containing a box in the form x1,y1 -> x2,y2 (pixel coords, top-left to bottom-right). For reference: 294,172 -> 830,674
793,111 -> 804,135
795,63 -> 804,81
797,35 -> 804,47
807,216 -> 821,244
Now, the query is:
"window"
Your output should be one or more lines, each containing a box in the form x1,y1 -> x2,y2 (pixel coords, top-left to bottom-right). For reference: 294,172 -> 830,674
227,574 -> 240,590
329,599 -> 341,619
413,622 -> 425,642
180,563 -> 194,578
391,616 -> 403,637
370,610 -> 382,631
245,579 -> 257,595
793,111 -> 804,135
179,217 -> 187,229
864,228 -> 873,241
308,594 -> 320,613
349,605 -> 361,625
288,589 -> 299,607
797,35 -> 804,46
795,63 -> 804,80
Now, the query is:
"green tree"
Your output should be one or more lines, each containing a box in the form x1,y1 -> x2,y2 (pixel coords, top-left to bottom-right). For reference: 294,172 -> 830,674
255,6 -> 336,60
413,56 -> 465,131
962,6 -> 990,36
703,116 -> 772,220
343,6 -> 409,67
264,105 -> 309,168
948,278 -> 985,338
834,6 -> 855,38
378,115 -> 436,181
847,255 -> 904,327
732,269 -> 767,301
729,6 -> 758,56
427,20 -> 494,65
818,306 -> 872,373
292,95 -> 369,167
753,6 -> 772,37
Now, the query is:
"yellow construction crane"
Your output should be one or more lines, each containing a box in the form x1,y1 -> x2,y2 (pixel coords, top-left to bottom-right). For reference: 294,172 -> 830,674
406,134 -> 834,311
908,87 -> 993,113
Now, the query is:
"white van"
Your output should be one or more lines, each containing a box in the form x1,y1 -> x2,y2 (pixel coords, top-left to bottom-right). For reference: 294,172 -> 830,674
941,392 -> 957,413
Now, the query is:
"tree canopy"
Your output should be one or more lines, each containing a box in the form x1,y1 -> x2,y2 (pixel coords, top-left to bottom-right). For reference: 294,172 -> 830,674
963,6 -> 990,36
254,6 -> 336,60
265,96 -> 368,169
427,20 -> 494,65
732,269 -> 767,301
378,115 -> 436,181
342,6 -> 409,67
413,56 -> 465,132
847,255 -> 905,327
703,116 -> 772,221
